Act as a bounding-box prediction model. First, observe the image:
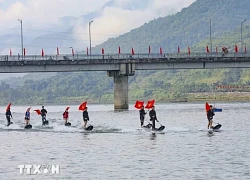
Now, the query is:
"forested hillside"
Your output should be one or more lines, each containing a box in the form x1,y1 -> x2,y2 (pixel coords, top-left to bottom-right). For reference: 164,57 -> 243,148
93,0 -> 250,53
2,63 -> 250,105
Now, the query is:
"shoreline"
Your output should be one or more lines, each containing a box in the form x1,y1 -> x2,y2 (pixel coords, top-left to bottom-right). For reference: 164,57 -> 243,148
1,92 -> 250,106
1,99 -> 249,106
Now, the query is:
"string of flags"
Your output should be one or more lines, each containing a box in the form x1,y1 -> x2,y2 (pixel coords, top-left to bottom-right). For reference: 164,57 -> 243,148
6,45 -> 247,56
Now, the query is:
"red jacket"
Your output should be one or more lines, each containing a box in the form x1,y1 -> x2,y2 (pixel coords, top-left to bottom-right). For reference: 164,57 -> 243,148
63,111 -> 68,118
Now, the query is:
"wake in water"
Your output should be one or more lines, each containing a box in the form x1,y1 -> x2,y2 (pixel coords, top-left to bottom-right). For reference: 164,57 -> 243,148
0,123 -> 166,134
0,120 -> 226,135
0,121 -> 127,134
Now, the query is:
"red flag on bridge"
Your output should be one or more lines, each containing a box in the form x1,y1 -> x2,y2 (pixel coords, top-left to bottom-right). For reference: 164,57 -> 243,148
23,48 -> 26,56
160,47 -> 163,55
9,49 -> 12,56
148,46 -> 151,54
102,48 -> 104,54
132,48 -> 135,55
206,46 -> 209,53
235,45 -> 238,53
71,48 -> 74,56
118,46 -> 121,54
178,45 -> 180,53
41,49 -> 44,56
188,47 -> 191,54
134,101 -> 144,109
56,47 -> 59,55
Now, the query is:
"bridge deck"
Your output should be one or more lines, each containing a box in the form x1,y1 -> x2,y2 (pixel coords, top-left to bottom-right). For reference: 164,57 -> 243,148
0,52 -> 249,73
0,52 -> 250,61
0,52 -> 250,63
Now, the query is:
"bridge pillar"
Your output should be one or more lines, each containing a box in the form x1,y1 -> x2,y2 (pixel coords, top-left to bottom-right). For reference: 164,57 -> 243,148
107,63 -> 135,110
114,75 -> 129,110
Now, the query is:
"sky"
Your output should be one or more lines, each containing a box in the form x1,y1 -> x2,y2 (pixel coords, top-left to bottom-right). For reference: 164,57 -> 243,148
0,0 -> 196,51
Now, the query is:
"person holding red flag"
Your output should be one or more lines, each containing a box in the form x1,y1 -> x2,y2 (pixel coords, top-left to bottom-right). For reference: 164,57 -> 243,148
134,101 -> 147,127
207,105 -> 215,129
222,46 -> 228,56
83,107 -> 89,129
79,101 -> 93,130
139,106 -> 147,127
149,106 -> 158,130
41,106 -> 48,125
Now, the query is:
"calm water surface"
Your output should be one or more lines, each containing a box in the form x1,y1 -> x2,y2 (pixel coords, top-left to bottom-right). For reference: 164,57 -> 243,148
0,102 -> 249,180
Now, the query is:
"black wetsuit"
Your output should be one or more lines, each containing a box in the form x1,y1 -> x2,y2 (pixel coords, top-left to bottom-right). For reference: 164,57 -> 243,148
6,109 -> 12,126
149,109 -> 157,130
139,109 -> 147,126
207,109 -> 215,121
83,111 -> 89,122
41,109 -> 47,124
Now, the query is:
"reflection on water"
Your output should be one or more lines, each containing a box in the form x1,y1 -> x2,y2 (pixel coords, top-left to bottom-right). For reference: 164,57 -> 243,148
0,102 -> 249,179
150,132 -> 157,140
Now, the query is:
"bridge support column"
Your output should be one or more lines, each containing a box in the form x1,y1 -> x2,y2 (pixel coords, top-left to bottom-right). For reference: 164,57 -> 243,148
114,75 -> 128,110
107,63 -> 135,110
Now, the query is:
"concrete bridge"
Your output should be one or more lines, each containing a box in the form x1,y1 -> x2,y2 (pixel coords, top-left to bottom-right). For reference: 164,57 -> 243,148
0,52 -> 250,110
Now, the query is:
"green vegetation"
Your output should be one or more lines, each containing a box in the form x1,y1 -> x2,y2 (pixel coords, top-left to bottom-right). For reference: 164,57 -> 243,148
1,0 -> 250,105
1,67 -> 250,105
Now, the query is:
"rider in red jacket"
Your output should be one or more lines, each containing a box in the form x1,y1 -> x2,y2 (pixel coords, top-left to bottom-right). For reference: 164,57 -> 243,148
63,110 -> 69,125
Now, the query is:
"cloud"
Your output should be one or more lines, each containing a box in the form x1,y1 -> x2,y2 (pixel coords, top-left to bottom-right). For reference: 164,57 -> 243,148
0,0 -> 196,50
0,0 -> 110,28
73,0 -> 196,47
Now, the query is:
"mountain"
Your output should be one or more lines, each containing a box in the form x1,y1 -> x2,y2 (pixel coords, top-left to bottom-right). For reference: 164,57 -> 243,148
94,0 -> 250,53
1,0 -> 250,55
1,0 -> 250,104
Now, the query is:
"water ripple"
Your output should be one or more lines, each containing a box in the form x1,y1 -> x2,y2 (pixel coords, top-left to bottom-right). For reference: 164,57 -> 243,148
0,103 -> 249,179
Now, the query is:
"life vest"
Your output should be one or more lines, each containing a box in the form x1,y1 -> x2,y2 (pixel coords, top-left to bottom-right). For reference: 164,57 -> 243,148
63,112 -> 68,118
25,111 -> 30,119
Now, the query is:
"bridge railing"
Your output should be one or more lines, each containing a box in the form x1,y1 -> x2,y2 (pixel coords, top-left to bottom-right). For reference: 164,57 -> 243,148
0,52 -> 249,61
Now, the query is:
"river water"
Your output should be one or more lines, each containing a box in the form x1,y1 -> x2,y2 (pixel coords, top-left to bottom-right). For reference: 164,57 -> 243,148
0,102 -> 249,180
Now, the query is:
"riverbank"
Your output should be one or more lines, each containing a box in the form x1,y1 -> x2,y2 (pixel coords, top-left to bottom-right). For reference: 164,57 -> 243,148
1,92 -> 250,106
187,92 -> 250,101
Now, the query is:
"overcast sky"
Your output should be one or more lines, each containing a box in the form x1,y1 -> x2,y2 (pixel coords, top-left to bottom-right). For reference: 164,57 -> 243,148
0,0 -> 196,47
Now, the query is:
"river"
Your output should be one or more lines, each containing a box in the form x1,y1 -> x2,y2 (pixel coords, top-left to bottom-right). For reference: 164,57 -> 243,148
0,102 -> 249,179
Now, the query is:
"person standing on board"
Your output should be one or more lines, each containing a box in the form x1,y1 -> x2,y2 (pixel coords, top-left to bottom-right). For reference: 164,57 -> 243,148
207,105 -> 215,129
24,108 -> 31,126
41,106 -> 47,125
222,47 -> 228,56
63,109 -> 69,125
6,107 -> 13,126
83,107 -> 89,128
139,106 -> 147,126
149,106 -> 158,130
